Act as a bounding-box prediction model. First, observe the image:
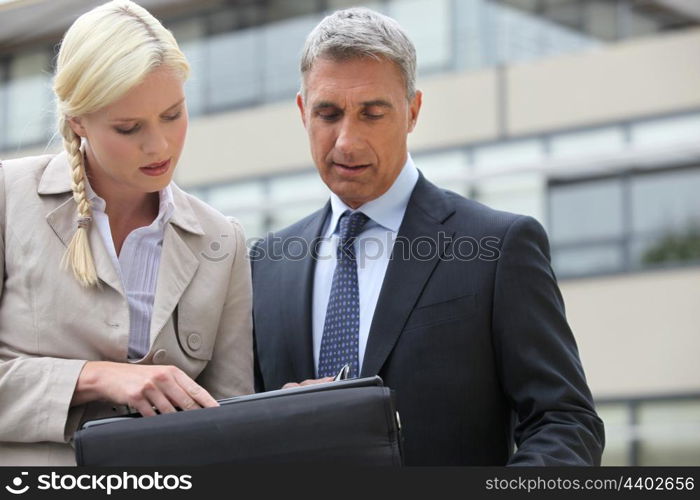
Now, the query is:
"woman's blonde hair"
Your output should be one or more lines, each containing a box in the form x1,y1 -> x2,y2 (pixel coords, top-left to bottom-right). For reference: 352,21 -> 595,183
53,0 -> 189,287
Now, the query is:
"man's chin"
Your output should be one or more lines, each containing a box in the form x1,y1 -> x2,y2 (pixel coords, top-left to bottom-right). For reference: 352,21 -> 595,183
330,187 -> 369,209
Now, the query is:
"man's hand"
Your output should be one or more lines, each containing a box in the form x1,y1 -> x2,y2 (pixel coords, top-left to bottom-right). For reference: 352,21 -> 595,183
72,361 -> 219,416
282,377 -> 333,389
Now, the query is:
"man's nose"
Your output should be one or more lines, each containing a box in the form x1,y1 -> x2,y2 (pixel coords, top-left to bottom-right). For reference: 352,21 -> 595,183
334,118 -> 363,157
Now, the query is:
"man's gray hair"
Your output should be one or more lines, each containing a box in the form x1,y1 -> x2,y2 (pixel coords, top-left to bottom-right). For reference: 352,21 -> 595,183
300,7 -> 417,100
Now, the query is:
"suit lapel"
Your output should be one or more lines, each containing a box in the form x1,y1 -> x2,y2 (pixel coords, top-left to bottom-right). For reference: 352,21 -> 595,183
41,154 -> 123,294
361,176 -> 455,377
88,216 -> 125,294
281,204 -> 330,382
44,197 -> 76,250
149,224 -> 199,345
149,187 -> 203,346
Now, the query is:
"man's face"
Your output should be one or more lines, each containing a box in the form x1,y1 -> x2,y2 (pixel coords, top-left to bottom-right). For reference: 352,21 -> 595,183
297,57 -> 422,209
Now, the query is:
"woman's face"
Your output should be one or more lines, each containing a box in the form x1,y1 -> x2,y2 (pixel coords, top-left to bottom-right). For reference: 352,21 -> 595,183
69,66 -> 188,199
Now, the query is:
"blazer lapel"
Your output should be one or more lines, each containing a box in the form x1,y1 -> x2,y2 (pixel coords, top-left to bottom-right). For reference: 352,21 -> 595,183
88,217 -> 124,294
41,153 -> 123,293
149,187 -> 203,346
361,175 -> 456,377
281,204 -> 330,382
44,196 -> 77,250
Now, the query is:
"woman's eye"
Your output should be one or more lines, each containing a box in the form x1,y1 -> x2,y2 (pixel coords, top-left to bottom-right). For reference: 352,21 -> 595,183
115,125 -> 139,135
163,111 -> 182,121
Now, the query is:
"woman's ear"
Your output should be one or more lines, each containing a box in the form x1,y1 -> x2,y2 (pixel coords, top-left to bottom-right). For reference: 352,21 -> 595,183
67,116 -> 87,137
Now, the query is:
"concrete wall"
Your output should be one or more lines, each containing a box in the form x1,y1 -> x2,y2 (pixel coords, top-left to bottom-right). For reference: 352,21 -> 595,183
179,101 -> 310,184
507,28 -> 700,135
562,267 -> 700,398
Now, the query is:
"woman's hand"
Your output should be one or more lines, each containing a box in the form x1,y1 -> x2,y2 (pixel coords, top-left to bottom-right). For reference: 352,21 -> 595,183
71,361 -> 219,416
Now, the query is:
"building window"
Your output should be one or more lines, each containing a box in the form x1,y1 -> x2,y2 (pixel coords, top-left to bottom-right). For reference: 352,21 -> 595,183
549,176 -> 625,277
267,170 -> 329,231
549,126 -> 626,160
389,0 -> 452,72
549,165 -> 700,278
597,395 -> 700,466
496,0 -> 694,41
475,172 -> 546,223
4,50 -> 52,150
414,150 -> 471,198
0,59 -> 7,151
262,15 -> 321,100
637,399 -> 700,466
266,0 -> 321,23
207,29 -> 262,109
630,168 -> 700,269
186,168 -> 329,239
170,18 -> 207,118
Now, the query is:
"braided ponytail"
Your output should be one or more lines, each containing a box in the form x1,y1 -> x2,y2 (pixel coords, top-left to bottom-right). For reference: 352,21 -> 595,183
59,116 -> 97,287
52,1 -> 190,287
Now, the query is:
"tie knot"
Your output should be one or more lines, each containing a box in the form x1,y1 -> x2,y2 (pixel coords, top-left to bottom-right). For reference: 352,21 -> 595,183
338,210 -> 369,242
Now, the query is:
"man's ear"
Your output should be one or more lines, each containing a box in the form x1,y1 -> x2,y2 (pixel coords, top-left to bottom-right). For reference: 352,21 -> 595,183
67,116 -> 87,138
296,92 -> 307,128
407,89 -> 422,133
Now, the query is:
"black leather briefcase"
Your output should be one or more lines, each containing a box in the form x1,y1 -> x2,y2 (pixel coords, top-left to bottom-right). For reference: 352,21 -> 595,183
74,376 -> 403,465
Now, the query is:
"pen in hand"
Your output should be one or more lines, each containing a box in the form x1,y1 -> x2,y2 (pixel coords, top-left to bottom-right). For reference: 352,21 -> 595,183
333,364 -> 350,381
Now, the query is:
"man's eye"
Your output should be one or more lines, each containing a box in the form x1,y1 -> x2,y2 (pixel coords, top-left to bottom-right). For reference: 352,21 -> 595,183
318,112 -> 340,121
365,113 -> 384,120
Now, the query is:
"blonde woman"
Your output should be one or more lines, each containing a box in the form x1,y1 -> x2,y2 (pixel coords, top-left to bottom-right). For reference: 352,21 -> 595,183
0,1 -> 253,465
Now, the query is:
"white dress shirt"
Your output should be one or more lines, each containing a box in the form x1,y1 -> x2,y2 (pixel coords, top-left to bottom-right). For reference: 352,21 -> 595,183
85,181 -> 174,360
312,155 -> 419,376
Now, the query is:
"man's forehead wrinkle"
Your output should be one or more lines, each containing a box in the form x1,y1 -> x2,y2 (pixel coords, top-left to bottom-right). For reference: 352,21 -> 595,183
310,76 -> 390,96
310,90 -> 394,110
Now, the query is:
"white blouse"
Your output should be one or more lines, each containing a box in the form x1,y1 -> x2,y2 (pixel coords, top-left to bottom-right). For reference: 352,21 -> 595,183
85,181 -> 174,360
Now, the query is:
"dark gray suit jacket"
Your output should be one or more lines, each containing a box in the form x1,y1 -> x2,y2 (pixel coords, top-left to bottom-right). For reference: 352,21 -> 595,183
251,173 -> 604,465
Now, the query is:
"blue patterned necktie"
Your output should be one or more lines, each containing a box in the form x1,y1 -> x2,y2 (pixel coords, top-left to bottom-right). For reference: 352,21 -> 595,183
318,210 -> 370,379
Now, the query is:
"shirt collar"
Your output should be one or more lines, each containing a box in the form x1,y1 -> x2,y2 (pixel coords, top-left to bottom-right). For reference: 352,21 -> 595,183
328,154 -> 419,235
84,177 -> 175,228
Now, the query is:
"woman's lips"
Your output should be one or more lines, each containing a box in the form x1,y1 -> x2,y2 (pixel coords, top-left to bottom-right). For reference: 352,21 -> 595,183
140,158 -> 171,177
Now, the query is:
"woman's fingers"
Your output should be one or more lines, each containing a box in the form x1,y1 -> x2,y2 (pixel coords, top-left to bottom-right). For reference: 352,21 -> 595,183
172,370 -> 218,409
143,367 -> 218,414
143,385 -> 178,415
73,361 -> 219,416
127,389 -> 158,417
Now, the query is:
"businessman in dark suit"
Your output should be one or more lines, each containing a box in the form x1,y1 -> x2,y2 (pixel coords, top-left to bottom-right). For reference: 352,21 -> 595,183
251,7 -> 604,465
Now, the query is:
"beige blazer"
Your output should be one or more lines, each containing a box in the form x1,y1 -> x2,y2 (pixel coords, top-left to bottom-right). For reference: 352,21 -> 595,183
0,153 -> 253,465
